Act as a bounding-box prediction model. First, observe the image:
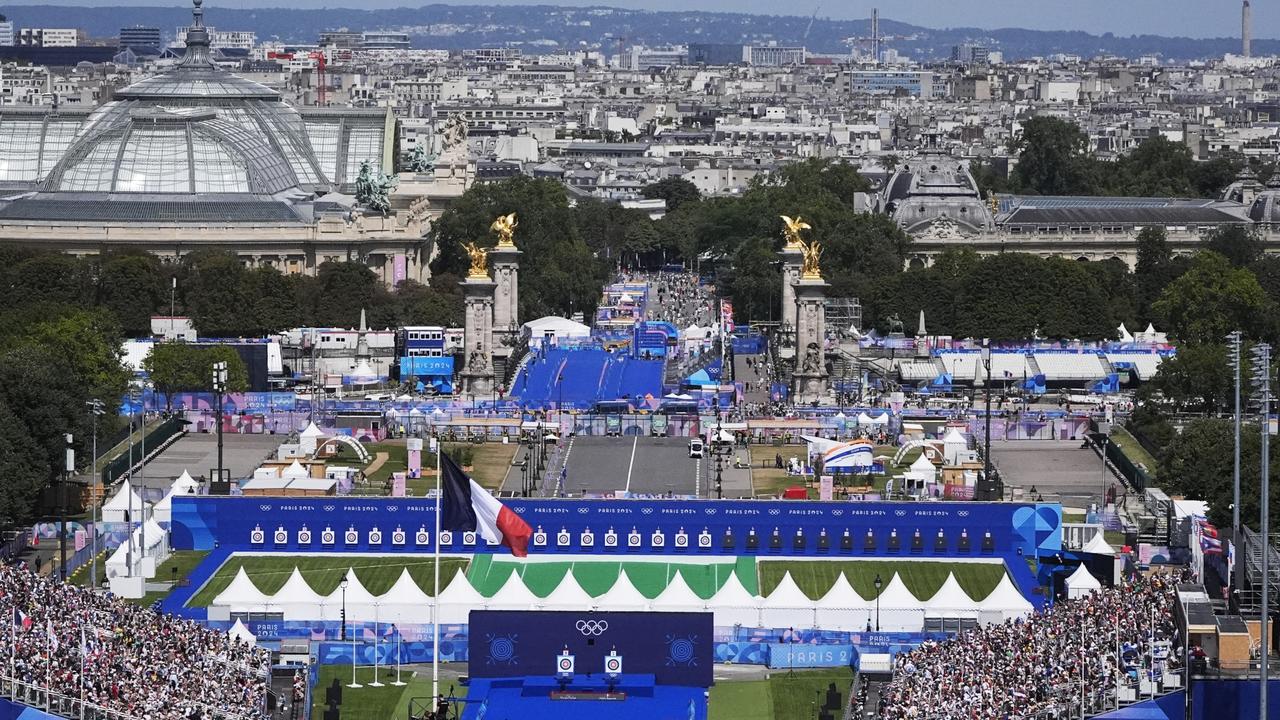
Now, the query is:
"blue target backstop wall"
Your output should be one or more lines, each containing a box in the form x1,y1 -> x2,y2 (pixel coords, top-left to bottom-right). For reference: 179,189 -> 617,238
467,610 -> 713,688
170,496 -> 1062,559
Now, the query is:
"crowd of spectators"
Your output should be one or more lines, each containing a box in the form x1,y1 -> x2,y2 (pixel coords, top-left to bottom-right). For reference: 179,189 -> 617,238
0,564 -> 269,720
878,570 -> 1184,720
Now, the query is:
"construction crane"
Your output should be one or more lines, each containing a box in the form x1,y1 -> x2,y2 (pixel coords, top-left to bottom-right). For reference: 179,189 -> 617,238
803,4 -> 821,42
842,8 -> 904,63
308,50 -> 327,106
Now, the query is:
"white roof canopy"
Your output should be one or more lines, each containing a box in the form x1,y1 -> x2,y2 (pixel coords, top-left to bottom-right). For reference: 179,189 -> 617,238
594,571 -> 650,612
651,571 -> 705,613
923,573 -> 975,615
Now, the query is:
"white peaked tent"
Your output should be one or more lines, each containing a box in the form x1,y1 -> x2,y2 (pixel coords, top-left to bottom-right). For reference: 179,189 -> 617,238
275,569 -> 325,621
856,412 -> 876,426
874,574 -> 925,632
924,573 -> 976,617
979,574 -> 1035,623
760,571 -> 814,629
486,571 -> 539,611
651,571 -> 706,614
437,569 -> 488,624
709,572 -> 762,628
815,574 -> 872,631
904,454 -> 937,488
594,571 -> 650,612
942,428 -> 969,465
1066,564 -> 1102,599
101,479 -> 150,523
282,460 -> 309,481
228,619 -> 257,647
319,570 -> 379,620
538,572 -> 594,611
152,493 -> 176,524
211,568 -> 271,611
1083,534 -> 1117,555
865,412 -> 890,426
378,568 -> 434,624
299,422 -> 326,455
171,470 -> 200,494
1117,323 -> 1135,343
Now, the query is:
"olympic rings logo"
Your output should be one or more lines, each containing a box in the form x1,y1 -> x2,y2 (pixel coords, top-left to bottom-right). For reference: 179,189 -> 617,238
576,620 -> 609,636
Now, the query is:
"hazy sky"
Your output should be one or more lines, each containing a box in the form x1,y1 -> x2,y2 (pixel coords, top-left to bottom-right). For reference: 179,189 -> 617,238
43,0 -> 1270,39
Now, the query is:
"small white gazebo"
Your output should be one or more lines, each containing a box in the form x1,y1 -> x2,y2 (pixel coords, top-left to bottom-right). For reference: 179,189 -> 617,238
1065,564 -> 1102,599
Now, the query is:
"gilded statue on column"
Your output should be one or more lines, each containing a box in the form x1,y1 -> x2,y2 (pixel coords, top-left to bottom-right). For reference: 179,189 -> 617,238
490,212 -> 518,248
800,237 -> 823,280
780,215 -> 811,250
463,241 -> 489,278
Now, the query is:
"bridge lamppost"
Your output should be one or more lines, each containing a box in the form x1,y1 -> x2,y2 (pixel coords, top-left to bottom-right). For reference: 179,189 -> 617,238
873,573 -> 883,632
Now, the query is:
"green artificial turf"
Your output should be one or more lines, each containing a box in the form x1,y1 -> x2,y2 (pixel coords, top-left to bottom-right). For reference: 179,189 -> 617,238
187,555 -> 469,607
758,560 -> 1007,601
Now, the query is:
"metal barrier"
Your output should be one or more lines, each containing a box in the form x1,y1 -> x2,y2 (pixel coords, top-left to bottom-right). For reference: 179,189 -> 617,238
0,675 -> 263,720
99,417 -> 185,486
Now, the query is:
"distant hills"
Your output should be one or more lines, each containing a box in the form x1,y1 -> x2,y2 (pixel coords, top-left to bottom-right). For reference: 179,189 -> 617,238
5,3 -> 1271,60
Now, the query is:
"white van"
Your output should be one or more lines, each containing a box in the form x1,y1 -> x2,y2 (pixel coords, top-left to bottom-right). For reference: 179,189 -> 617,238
688,438 -> 705,459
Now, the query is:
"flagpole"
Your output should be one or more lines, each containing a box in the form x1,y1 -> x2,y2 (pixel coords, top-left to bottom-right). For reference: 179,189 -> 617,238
368,603 -> 383,687
432,429 -> 441,704
392,625 -> 405,686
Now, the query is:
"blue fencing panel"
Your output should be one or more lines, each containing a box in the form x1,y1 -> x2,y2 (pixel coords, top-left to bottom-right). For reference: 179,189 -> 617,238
766,643 -> 854,669
170,497 -> 1062,562
469,611 -> 713,688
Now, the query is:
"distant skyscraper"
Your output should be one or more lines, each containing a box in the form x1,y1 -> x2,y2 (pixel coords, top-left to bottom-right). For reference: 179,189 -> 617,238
0,21 -> 13,47
1242,0 -> 1252,58
119,26 -> 161,49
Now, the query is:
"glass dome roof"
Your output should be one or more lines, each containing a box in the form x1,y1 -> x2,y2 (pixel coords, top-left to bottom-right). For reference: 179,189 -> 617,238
41,0 -> 327,195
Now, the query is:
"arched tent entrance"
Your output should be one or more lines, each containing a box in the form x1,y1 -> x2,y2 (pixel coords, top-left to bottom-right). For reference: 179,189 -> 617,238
313,435 -> 371,464
891,439 -> 944,467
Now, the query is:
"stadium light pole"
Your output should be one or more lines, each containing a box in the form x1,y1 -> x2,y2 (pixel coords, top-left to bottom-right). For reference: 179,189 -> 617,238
1252,342 -> 1271,717
873,573 -> 882,632
59,433 -> 72,581
1228,330 -> 1243,610
981,339 -> 993,500
212,361 -> 227,493
86,399 -> 104,588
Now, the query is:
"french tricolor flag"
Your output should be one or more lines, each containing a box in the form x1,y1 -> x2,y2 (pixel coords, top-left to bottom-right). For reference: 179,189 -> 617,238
440,452 -> 532,557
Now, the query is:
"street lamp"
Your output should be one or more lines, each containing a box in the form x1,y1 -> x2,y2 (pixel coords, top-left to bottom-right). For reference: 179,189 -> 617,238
212,361 -> 228,494
980,339 -> 994,501
873,573 -> 883,632
340,575 -> 349,641
86,399 -> 105,588
1227,330 -> 1243,611
1251,342 -> 1272,717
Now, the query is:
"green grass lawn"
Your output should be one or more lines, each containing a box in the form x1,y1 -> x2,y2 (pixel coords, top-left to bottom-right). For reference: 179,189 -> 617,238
136,550 -> 210,606
187,556 -> 469,607
758,560 -> 1007,601
1110,426 -> 1158,477
709,678 -> 772,720
333,441 -> 407,485
710,669 -> 853,720
311,664 -> 462,719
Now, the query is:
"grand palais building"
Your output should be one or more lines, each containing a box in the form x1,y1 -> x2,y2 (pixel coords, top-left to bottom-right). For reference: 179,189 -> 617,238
0,0 -> 436,285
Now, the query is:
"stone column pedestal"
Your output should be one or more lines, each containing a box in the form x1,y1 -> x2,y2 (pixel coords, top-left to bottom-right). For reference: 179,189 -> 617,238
792,277 -> 829,404
489,245 -> 521,344
460,275 -> 496,398
779,246 -> 803,358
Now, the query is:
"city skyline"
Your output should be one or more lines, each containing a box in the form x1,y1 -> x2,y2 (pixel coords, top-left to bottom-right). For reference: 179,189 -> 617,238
20,0 -> 1276,41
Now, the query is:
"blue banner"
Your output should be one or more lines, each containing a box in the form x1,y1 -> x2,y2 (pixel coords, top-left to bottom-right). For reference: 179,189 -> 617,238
767,643 -> 854,669
400,356 -> 454,377
469,611 -> 713,688
170,497 -> 1062,560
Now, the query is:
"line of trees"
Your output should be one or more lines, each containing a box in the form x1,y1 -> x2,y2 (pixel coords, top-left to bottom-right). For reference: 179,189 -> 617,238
971,116 -> 1251,199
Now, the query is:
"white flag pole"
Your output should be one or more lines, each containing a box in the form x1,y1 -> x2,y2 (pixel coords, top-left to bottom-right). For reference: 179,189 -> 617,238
432,431 -> 441,703
392,625 -> 405,686
368,603 -> 383,687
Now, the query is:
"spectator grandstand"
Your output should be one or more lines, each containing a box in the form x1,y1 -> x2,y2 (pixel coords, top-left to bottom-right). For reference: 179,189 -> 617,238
877,570 -> 1183,720
0,564 -> 268,720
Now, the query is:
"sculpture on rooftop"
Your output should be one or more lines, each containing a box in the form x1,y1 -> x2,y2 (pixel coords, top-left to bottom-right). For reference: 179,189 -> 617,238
354,159 -> 397,215
780,214 -> 811,250
490,212 -> 518,248
405,143 -> 436,173
438,114 -> 469,161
